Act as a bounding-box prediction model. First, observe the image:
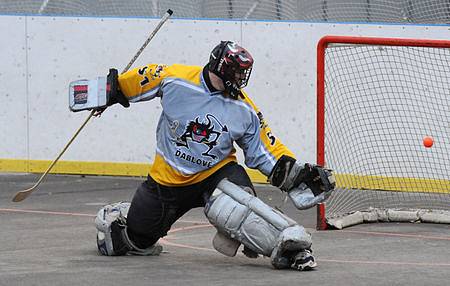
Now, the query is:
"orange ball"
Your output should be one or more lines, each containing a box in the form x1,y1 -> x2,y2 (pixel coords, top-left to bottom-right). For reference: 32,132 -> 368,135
423,136 -> 434,148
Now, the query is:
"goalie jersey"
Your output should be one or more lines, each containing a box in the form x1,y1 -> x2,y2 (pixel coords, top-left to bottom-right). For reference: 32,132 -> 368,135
118,64 -> 295,186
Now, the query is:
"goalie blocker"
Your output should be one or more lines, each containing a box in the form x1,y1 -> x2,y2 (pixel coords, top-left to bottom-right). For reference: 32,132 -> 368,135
69,69 -> 130,112
269,155 -> 336,210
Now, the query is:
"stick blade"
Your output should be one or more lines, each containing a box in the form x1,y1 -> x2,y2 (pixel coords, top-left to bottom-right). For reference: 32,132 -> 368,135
12,188 -> 34,202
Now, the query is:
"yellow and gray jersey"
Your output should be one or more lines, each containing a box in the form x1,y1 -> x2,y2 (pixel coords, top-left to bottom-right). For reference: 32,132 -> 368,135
118,64 -> 295,186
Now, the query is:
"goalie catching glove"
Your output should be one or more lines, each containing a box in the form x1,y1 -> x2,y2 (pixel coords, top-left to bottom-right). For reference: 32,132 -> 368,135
268,155 -> 336,210
69,68 -> 129,112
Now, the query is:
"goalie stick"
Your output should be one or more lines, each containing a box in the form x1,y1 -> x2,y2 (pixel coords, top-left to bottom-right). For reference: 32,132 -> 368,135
12,9 -> 173,202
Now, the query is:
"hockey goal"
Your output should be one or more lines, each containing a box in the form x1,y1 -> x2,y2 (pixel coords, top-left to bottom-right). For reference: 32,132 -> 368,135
316,36 -> 450,230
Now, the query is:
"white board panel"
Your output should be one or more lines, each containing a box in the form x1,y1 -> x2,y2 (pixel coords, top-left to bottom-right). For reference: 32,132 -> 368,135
0,16 -> 27,159
242,21 -> 318,163
243,21 -> 450,163
26,17 -> 241,162
4,15 -> 450,166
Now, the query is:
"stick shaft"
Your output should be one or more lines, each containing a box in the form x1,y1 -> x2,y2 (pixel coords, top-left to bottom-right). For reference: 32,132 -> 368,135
34,111 -> 94,186
13,10 -> 173,202
12,111 -> 95,202
122,9 -> 173,73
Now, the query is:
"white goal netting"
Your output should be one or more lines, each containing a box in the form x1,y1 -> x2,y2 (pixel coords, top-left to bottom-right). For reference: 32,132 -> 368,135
0,0 -> 449,23
317,36 -> 450,229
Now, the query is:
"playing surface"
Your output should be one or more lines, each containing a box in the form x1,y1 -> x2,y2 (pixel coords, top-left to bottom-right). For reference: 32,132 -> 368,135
1,173 -> 449,286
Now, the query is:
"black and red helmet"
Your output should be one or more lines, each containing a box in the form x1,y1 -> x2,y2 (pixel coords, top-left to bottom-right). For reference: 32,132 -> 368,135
208,41 -> 254,99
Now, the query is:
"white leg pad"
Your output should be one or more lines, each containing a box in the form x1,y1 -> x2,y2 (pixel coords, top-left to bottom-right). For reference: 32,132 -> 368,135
95,202 -> 163,256
205,179 -> 312,261
95,202 -> 130,256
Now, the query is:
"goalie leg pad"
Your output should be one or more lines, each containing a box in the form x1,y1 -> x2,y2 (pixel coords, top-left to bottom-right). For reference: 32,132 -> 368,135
95,202 -> 130,256
95,202 -> 162,256
204,179 -> 312,264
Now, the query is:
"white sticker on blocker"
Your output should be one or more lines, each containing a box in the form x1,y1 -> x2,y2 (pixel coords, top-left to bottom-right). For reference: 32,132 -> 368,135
69,77 -> 108,112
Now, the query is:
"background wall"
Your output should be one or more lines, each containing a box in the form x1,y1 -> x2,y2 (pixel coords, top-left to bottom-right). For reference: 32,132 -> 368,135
0,15 -> 449,176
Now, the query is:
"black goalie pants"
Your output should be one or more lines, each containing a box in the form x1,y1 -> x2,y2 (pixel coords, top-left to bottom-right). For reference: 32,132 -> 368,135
126,162 -> 254,249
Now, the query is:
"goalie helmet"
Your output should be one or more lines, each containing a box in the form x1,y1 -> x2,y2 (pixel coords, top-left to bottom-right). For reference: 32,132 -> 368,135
208,41 -> 254,99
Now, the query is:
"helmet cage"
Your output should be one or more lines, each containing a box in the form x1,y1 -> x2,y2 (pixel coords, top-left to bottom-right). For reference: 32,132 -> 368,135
209,41 -> 253,99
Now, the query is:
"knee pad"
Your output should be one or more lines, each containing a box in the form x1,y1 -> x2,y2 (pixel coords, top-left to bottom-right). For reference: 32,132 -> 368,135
95,202 -> 131,256
95,202 -> 162,256
204,179 -> 312,267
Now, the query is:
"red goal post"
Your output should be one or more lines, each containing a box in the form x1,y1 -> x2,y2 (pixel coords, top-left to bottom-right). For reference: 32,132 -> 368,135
316,36 -> 450,230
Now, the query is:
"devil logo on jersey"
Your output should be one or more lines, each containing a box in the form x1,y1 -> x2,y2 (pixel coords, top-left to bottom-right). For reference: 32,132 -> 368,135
175,114 -> 228,160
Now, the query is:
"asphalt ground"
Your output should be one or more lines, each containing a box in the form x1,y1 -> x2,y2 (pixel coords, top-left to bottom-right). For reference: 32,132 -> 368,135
0,173 -> 449,286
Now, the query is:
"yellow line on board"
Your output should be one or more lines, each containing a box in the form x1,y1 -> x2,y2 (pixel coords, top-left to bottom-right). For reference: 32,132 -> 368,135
4,159 -> 447,192
0,159 -> 268,184
336,173 -> 450,194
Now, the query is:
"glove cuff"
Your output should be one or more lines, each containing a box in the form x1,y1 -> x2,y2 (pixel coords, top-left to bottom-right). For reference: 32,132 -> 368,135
107,68 -> 130,108
268,155 -> 299,190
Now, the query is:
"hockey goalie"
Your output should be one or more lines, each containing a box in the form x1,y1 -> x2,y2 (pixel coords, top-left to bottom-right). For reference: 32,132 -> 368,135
70,40 -> 335,270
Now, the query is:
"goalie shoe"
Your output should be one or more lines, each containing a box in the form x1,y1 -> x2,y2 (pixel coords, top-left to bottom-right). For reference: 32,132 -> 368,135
270,239 -> 317,271
95,202 -> 162,256
291,249 -> 317,271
